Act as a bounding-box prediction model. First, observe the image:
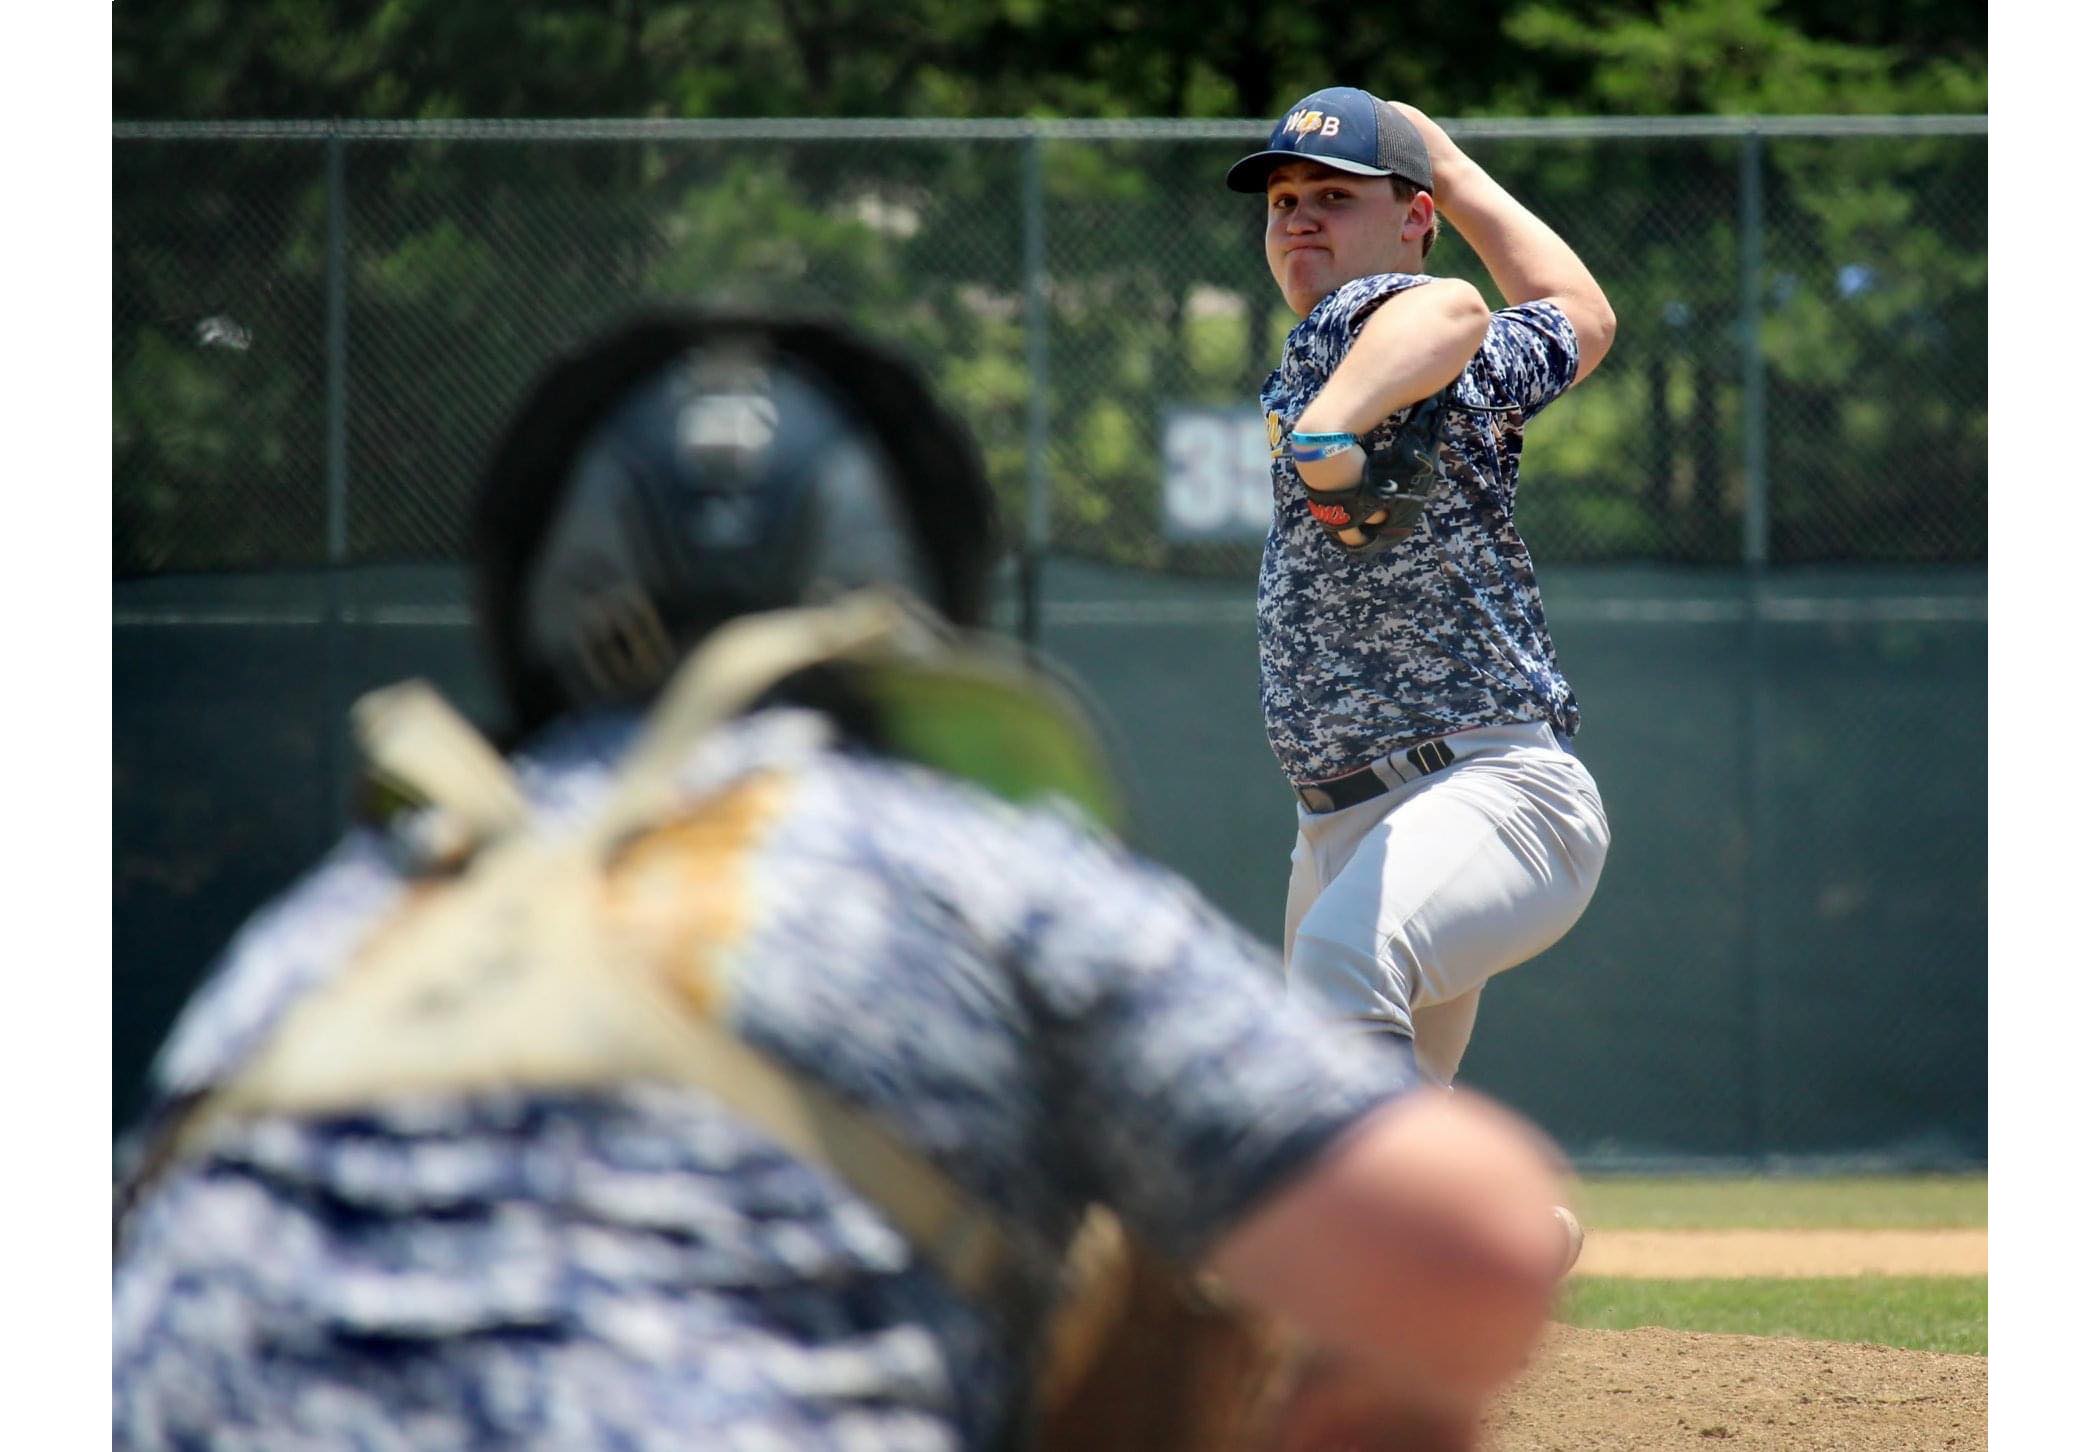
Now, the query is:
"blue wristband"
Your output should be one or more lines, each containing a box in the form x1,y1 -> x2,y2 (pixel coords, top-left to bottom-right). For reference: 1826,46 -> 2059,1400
1287,430 -> 1361,463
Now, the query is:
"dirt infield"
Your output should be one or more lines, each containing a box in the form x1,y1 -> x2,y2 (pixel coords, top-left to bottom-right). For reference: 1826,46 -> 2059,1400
1488,1325 -> 1986,1450
1575,1227 -> 1987,1278
1480,1227 -> 1988,1448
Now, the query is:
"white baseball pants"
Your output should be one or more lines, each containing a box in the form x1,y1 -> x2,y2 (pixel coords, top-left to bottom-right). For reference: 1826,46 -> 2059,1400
1282,721 -> 1610,1084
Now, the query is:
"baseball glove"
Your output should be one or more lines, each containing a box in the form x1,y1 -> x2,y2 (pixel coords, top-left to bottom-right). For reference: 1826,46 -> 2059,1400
1299,391 -> 1447,554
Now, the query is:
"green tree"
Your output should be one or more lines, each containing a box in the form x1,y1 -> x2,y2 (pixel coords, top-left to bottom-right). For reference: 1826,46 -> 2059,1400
1483,0 -> 1984,561
114,0 -> 1986,574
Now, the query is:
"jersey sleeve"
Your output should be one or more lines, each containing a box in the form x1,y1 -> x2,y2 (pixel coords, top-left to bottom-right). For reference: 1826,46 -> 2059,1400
145,832 -> 407,1102
1318,272 -> 1435,344
1463,299 -> 1581,422
1009,829 -> 1410,1265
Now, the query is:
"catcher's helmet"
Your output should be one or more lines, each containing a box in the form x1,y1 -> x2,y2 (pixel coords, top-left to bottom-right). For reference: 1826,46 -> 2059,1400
471,310 -> 998,732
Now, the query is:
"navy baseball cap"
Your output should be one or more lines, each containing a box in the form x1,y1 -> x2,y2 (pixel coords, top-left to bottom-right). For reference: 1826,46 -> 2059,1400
1224,87 -> 1434,195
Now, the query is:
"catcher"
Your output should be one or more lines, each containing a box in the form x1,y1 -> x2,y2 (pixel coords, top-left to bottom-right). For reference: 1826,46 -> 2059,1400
113,310 -> 1570,1450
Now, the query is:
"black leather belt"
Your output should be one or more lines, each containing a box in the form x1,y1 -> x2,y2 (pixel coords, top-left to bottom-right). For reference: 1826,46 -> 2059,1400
1295,737 -> 1458,814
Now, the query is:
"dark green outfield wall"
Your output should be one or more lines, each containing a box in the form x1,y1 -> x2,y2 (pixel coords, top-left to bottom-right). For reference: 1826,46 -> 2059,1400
115,560 -> 1984,1168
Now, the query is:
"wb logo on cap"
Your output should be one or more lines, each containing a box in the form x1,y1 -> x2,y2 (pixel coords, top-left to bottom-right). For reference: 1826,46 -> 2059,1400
1285,109 -> 1343,140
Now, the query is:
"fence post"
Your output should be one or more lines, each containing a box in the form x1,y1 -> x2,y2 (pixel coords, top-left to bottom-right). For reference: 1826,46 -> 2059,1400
1738,130 -> 1769,569
322,130 -> 351,832
1737,126 -> 1772,1165
1020,130 -> 1049,646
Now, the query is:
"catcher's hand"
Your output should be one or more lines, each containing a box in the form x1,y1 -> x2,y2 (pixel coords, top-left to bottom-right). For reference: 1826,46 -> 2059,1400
1292,393 -> 1446,554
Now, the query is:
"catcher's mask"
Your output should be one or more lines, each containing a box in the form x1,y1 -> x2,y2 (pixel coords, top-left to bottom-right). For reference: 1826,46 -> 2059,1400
471,311 -> 997,733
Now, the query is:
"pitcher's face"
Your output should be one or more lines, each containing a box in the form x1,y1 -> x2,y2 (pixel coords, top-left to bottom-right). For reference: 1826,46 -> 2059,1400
1264,162 -> 1422,316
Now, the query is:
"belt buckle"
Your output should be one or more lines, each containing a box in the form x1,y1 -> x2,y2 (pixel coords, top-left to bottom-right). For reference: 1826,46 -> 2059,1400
1404,738 -> 1456,778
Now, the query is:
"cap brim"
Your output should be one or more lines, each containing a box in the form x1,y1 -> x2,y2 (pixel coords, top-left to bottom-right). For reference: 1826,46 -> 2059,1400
1223,149 -> 1394,193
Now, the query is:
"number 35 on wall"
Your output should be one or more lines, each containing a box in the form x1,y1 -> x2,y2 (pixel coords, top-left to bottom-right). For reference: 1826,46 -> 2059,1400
1160,408 -> 1274,542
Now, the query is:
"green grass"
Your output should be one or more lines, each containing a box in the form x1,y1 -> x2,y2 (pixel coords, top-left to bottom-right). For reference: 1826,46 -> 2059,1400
1560,1276 -> 1987,1355
1574,1175 -> 1986,1230
1559,1177 -> 1989,1354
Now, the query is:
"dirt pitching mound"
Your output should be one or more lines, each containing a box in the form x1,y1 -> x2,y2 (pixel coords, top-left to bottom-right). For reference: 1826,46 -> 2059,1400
1485,1325 -> 1985,1450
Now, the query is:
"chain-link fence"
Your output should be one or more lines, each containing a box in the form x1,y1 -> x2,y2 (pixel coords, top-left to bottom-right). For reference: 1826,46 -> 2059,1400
114,117 -> 1987,1166
115,116 -> 1984,578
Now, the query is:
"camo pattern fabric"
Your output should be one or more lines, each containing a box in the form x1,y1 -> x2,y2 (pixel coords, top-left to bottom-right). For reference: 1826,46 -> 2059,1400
113,706 -> 1405,1451
1257,273 -> 1582,785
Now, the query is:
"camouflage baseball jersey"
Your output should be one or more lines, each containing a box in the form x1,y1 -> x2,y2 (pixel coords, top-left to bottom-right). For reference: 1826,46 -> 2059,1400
114,706 -> 1403,1451
1258,273 -> 1583,785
